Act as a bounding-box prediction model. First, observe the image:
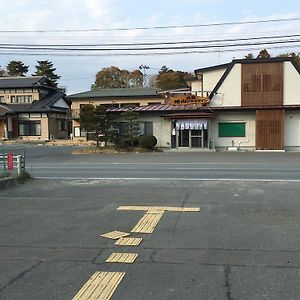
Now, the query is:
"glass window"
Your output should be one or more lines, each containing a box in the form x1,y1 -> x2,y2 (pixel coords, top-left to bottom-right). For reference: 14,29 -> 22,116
118,122 -> 129,136
219,123 -> 246,137
59,120 -> 66,131
74,126 -> 86,137
144,122 -> 153,135
120,103 -> 140,108
18,121 -> 41,136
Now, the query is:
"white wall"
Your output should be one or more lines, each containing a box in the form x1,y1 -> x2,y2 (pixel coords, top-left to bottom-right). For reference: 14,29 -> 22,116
191,80 -> 201,93
202,68 -> 227,92
210,112 -> 256,149
285,112 -> 300,147
284,61 -> 300,105
209,64 -> 241,107
131,114 -> 171,148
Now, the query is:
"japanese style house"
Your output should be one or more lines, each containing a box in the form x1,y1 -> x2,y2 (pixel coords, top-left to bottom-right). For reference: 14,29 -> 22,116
0,76 -> 70,140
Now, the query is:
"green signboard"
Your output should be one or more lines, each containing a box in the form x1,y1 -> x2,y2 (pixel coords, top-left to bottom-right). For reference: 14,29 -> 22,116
218,122 -> 246,137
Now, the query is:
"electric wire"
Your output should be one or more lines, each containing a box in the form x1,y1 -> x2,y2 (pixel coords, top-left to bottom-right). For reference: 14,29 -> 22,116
1,33 -> 300,47
0,43 -> 299,57
0,38 -> 299,52
0,17 -> 299,33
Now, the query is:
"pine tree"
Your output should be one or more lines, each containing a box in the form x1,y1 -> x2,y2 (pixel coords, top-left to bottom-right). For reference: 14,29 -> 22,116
6,61 -> 29,77
33,60 -> 60,86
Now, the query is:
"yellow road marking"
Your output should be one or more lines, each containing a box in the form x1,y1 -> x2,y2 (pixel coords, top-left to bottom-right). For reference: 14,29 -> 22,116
106,252 -> 138,263
72,271 -> 125,300
100,230 -> 130,240
115,237 -> 143,246
117,205 -> 200,212
131,212 -> 164,233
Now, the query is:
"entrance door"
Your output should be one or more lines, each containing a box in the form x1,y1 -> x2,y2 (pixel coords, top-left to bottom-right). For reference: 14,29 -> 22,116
178,129 -> 209,148
178,129 -> 189,147
256,109 -> 284,150
191,129 -> 202,148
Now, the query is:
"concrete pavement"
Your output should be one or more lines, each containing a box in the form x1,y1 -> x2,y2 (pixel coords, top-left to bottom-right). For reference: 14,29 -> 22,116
0,145 -> 300,299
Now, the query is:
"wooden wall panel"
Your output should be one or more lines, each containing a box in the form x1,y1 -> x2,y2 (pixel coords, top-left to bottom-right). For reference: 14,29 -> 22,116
256,109 -> 284,150
242,63 -> 283,106
0,120 -> 5,138
12,118 -> 18,138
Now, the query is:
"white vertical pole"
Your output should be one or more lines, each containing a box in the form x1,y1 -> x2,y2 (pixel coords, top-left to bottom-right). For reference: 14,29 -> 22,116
17,155 -> 21,175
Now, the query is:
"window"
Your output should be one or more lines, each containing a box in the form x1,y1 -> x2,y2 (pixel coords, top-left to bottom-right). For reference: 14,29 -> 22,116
120,103 -> 140,108
141,122 -> 153,135
148,102 -> 161,105
74,127 -> 80,137
74,126 -> 86,137
19,121 -> 41,136
243,74 -> 281,93
100,103 -> 119,109
58,120 -> 66,131
219,122 -> 245,137
118,122 -> 129,136
0,96 -> 4,102
10,95 -> 32,103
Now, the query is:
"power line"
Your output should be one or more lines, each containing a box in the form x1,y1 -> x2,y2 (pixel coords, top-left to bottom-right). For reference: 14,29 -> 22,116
0,44 -> 299,57
0,17 -> 299,33
0,38 -> 299,52
1,33 -> 300,47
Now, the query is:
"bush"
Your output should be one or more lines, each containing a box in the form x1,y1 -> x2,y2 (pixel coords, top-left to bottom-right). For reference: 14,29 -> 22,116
114,136 -> 139,149
17,171 -> 32,184
138,135 -> 157,149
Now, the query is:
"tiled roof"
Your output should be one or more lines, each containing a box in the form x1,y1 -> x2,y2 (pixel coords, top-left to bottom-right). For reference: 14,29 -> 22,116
108,103 -> 203,112
0,76 -> 47,89
4,90 -> 68,113
108,103 -> 300,114
68,87 -> 159,99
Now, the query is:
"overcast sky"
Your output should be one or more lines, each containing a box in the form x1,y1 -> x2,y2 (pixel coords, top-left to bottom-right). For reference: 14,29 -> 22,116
0,0 -> 300,94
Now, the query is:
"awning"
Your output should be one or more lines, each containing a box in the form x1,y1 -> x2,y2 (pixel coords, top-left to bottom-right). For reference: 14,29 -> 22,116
175,120 -> 208,130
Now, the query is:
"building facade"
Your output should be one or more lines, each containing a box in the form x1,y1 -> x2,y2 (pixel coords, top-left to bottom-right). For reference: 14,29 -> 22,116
0,76 -> 70,140
110,58 -> 300,151
69,87 -> 164,140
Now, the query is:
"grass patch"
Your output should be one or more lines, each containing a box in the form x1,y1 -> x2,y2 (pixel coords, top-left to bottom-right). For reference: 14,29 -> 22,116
72,146 -> 162,155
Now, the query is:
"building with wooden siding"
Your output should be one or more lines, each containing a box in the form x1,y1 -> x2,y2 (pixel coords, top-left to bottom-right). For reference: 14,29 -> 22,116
192,57 -> 300,151
108,57 -> 300,151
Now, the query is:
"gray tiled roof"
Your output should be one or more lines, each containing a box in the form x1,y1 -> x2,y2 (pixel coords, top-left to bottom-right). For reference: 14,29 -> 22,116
3,90 -> 67,113
68,87 -> 159,99
0,76 -> 47,89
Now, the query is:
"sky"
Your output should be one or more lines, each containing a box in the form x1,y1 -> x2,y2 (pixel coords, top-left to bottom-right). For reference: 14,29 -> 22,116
0,0 -> 300,94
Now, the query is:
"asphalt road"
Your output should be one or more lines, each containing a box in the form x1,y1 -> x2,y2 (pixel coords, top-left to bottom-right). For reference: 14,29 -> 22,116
0,145 -> 300,299
2,144 -> 300,181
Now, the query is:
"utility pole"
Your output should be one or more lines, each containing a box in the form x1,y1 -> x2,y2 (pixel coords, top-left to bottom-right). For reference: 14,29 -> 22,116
139,65 -> 150,87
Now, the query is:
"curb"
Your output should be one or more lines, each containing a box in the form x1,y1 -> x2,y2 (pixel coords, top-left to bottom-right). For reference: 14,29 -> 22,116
0,177 -> 18,190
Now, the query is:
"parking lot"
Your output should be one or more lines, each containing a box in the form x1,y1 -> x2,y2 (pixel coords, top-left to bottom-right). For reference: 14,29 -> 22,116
0,145 -> 300,299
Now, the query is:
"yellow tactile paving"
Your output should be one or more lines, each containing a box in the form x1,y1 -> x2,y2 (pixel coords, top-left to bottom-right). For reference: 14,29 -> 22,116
72,271 -> 125,300
181,207 -> 201,212
117,205 -> 200,212
106,252 -> 138,263
100,230 -> 130,240
131,212 -> 164,233
115,237 -> 143,246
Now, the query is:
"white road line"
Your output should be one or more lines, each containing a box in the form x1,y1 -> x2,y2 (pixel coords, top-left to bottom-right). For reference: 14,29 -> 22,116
27,166 -> 296,170
35,176 -> 300,183
28,162 -> 300,165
